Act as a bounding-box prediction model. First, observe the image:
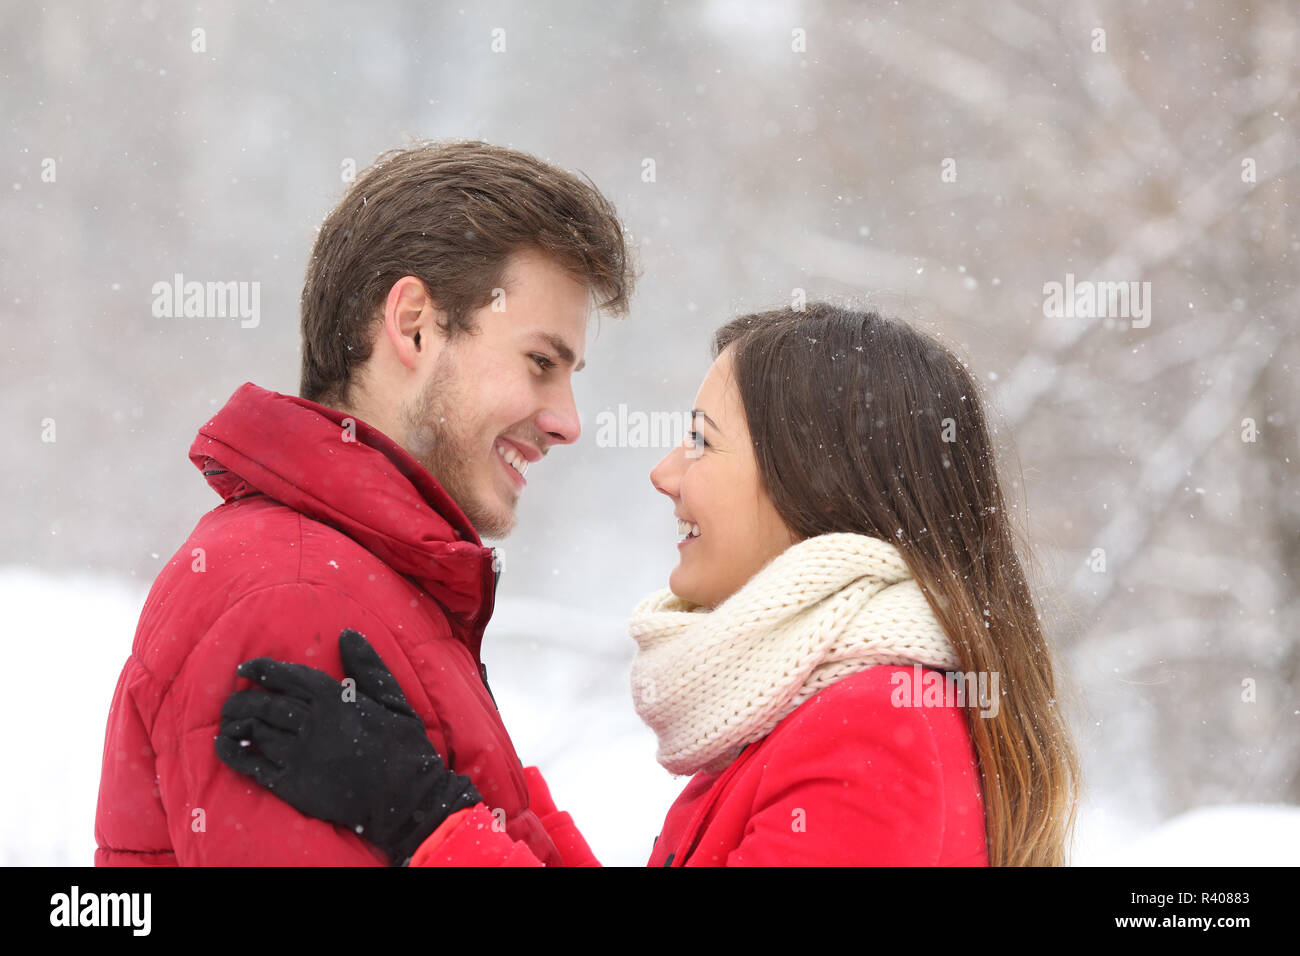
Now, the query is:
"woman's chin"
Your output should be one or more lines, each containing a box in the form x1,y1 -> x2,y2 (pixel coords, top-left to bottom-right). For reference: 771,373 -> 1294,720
667,568 -> 688,599
667,568 -> 701,606
668,572 -> 725,610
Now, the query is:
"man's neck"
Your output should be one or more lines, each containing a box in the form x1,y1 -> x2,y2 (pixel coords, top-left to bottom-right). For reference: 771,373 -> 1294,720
334,394 -> 398,449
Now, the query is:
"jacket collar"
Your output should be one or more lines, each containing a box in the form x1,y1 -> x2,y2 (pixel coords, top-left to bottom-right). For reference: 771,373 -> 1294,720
188,382 -> 496,654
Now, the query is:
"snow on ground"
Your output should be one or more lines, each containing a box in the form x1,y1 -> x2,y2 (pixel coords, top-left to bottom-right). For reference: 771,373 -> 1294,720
1071,800 -> 1300,866
1,568 -> 143,865
3,565 -> 1297,866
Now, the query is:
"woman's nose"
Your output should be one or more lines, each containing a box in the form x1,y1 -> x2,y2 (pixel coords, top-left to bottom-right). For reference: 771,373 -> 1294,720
650,445 -> 683,498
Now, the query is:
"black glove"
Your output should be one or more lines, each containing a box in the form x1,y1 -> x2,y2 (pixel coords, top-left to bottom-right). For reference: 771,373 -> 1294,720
214,628 -> 483,865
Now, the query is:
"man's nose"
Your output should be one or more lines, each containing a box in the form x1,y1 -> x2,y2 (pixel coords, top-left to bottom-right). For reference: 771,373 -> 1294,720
536,384 -> 582,447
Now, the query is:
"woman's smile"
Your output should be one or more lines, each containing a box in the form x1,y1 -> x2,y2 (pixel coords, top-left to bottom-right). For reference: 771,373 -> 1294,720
651,348 -> 800,608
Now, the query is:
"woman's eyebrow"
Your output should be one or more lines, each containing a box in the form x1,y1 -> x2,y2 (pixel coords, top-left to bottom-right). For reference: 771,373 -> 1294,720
691,408 -> 720,431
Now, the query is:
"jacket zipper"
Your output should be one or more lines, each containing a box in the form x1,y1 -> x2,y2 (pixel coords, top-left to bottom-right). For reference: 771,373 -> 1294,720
477,547 -> 503,709
479,661 -> 497,708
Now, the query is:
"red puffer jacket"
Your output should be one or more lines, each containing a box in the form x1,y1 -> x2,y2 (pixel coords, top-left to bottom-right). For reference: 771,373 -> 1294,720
412,665 -> 989,866
94,382 -> 563,866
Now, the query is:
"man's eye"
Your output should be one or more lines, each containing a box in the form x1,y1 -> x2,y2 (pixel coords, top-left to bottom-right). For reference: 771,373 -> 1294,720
530,353 -> 556,371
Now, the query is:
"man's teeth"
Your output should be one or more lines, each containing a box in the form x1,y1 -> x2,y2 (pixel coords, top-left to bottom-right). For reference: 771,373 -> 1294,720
677,519 -> 701,538
496,444 -> 529,477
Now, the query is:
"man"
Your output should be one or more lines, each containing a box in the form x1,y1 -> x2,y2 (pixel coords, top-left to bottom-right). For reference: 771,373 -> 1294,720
94,141 -> 633,865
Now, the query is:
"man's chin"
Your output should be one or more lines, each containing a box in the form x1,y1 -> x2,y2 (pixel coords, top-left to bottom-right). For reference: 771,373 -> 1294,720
476,522 -> 515,542
466,500 -> 518,541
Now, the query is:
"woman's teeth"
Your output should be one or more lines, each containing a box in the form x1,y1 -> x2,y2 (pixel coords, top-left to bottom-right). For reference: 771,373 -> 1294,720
677,519 -> 701,538
496,443 -> 529,477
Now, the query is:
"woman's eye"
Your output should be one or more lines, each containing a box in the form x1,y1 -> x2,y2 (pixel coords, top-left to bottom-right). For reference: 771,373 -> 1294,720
530,353 -> 556,371
685,430 -> 709,455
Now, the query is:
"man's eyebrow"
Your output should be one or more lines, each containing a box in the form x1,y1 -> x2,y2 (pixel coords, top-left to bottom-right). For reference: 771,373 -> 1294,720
531,332 -> 585,372
691,408 -> 719,431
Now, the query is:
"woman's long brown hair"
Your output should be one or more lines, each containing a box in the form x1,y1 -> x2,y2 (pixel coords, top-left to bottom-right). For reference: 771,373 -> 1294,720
714,303 -> 1080,866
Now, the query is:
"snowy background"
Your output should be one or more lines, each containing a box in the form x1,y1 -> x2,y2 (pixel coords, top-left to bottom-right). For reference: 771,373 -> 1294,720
3,0 -> 1297,864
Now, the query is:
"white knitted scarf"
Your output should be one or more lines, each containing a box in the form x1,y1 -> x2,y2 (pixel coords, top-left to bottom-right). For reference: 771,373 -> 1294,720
628,532 -> 960,777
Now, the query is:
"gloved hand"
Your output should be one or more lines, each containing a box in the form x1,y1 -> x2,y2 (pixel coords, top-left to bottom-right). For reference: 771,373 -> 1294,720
214,628 -> 483,865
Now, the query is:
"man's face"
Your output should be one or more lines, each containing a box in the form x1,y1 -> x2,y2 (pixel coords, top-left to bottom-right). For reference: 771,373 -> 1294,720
399,249 -> 591,539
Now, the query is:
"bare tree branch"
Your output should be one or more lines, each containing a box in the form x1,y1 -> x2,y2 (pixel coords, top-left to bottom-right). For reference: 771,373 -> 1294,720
1067,310 -> 1291,608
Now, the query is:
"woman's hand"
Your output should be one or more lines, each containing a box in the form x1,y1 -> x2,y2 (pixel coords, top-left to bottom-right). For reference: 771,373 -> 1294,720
214,628 -> 482,865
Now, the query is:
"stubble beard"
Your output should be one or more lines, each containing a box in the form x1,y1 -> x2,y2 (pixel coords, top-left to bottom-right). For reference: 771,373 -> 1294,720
400,358 -> 517,541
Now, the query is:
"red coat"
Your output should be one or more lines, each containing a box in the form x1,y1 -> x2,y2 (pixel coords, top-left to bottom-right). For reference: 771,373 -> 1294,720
95,382 -> 563,866
412,665 -> 989,866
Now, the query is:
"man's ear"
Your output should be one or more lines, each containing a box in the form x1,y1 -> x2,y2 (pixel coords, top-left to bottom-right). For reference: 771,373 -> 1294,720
381,276 -> 441,369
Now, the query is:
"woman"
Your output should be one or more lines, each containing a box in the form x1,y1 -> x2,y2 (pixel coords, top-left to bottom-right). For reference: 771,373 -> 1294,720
216,302 -> 1080,866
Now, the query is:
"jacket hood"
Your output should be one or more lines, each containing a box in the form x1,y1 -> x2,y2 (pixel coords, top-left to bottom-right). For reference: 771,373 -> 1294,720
189,382 -> 496,644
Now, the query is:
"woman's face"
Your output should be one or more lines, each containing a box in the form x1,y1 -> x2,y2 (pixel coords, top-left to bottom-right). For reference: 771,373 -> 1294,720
650,347 -> 799,609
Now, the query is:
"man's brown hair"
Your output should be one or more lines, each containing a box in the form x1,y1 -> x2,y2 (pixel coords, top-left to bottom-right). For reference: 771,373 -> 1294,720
299,140 -> 634,407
